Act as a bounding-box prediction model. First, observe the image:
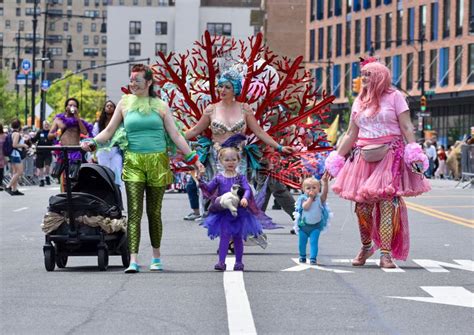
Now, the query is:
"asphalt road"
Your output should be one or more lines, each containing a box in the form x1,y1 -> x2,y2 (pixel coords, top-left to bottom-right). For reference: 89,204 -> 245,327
0,179 -> 472,334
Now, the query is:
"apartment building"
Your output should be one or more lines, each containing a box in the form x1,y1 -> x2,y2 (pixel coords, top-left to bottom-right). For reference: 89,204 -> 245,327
306,0 -> 474,145
106,0 -> 261,102
0,0 -> 176,94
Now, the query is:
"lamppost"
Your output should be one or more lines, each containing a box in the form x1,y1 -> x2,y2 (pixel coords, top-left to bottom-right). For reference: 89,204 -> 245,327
31,0 -> 39,128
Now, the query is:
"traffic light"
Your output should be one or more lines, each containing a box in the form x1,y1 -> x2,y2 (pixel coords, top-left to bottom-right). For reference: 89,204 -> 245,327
352,77 -> 362,95
420,95 -> 427,111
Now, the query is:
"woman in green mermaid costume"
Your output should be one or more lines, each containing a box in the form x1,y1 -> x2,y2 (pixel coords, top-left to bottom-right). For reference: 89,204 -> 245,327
81,64 -> 204,273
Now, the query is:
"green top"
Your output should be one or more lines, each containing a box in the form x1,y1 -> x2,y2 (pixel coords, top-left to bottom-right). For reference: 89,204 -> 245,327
122,95 -> 168,153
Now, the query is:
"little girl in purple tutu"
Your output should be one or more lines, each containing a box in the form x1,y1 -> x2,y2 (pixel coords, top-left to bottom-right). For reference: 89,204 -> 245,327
199,146 -> 263,272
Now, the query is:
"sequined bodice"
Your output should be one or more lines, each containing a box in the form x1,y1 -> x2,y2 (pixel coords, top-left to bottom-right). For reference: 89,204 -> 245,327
210,118 -> 246,136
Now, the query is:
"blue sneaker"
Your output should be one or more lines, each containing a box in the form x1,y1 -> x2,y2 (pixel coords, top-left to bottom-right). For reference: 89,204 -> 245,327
124,262 -> 140,273
299,257 -> 306,263
150,258 -> 163,271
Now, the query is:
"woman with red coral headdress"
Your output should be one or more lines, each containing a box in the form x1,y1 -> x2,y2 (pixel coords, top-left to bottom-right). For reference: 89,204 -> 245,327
325,58 -> 430,268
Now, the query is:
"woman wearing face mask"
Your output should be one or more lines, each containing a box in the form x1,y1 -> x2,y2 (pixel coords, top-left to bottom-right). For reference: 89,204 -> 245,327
92,100 -> 123,186
81,64 -> 205,273
325,58 -> 430,268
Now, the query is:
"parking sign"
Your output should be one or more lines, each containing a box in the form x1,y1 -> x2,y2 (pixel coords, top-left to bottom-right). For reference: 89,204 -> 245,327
21,59 -> 31,74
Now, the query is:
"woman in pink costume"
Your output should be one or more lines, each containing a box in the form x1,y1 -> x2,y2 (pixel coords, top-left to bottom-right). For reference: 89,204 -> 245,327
325,59 -> 430,268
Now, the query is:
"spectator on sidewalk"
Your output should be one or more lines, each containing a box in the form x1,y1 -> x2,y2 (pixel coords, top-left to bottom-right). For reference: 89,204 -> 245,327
434,145 -> 447,179
5,119 -> 28,196
32,121 -> 54,187
0,124 -> 6,191
424,140 -> 437,178
183,173 -> 201,221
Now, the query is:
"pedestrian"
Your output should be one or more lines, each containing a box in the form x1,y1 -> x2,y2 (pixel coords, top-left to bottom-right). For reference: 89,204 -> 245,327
5,119 -> 29,196
183,173 -> 201,221
92,100 -> 123,186
198,145 -> 264,271
294,175 -> 330,265
0,124 -> 6,191
434,145 -> 447,179
325,58 -> 430,268
424,140 -> 437,178
81,64 -> 204,273
32,121 -> 54,187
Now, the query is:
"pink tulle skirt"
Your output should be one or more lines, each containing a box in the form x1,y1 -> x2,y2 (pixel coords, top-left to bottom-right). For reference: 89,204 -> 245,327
332,138 -> 431,203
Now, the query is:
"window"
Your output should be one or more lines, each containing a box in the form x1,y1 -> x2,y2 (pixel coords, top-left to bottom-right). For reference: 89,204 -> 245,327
442,0 -> 451,38
91,61 -> 96,67
84,35 -> 89,45
94,36 -> 99,45
364,17 -> 371,52
354,0 -> 361,11
129,42 -> 141,56
385,56 -> 391,71
363,0 -> 371,9
310,0 -> 315,21
84,48 -> 99,56
47,47 -> 63,56
429,49 -> 438,87
147,0 -> 152,5
347,0 -> 352,13
332,64 -> 341,97
327,26 -> 332,58
407,7 -> 414,44
355,19 -> 361,54
49,22 -> 56,31
385,13 -> 392,48
335,0 -> 342,16
396,9 -> 403,46
19,20 -> 24,31
392,55 -> 401,86
318,27 -> 324,59
84,0 -> 90,5
84,10 -> 100,17
316,0 -> 323,20
470,0 -> 474,34
93,73 -> 98,84
455,0 -> 463,36
309,29 -> 315,61
16,8 -> 21,16
336,24 -> 342,57
468,43 -> 474,83
49,60 -> 55,70
155,43 -> 167,55
133,0 -> 138,5
101,48 -> 107,57
83,74 -> 88,81
454,45 -> 462,84
25,7 -> 40,15
327,0 -> 333,18
207,23 -> 230,36
351,61 -> 360,82
101,35 -> 107,44
418,51 -> 425,90
64,22 -> 68,31
438,47 -> 449,86
91,23 -> 96,32
77,22 -> 82,33
431,2 -> 439,41
101,73 -> 106,82
130,21 -> 141,35
375,15 -> 381,50
156,21 -> 168,35
63,60 -> 68,69
344,63 -> 350,96
345,21 -> 351,55
419,5 -> 426,40
406,53 -> 413,90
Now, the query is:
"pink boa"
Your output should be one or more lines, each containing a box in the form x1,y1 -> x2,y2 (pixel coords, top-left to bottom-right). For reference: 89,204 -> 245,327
325,151 -> 346,177
404,143 -> 429,171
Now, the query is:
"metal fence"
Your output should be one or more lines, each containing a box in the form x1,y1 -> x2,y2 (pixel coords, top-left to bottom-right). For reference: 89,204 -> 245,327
459,144 -> 474,188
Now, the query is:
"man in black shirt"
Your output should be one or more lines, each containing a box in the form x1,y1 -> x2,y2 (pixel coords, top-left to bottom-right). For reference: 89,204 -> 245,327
33,121 -> 54,186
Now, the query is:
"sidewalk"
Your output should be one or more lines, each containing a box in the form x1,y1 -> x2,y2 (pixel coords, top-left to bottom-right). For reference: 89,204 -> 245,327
428,178 -> 473,189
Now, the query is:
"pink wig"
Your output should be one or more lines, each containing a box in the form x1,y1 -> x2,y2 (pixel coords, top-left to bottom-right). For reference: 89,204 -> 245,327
355,61 -> 394,118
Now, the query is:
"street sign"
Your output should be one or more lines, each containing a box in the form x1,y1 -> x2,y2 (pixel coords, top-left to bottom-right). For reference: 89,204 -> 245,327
419,112 -> 431,117
21,59 -> 31,74
425,90 -> 435,96
41,80 -> 51,91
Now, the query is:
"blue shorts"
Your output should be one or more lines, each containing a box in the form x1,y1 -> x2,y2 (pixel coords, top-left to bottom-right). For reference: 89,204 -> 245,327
9,156 -> 21,164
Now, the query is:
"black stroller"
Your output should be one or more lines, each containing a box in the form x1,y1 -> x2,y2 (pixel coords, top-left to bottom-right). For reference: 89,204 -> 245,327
38,146 -> 129,271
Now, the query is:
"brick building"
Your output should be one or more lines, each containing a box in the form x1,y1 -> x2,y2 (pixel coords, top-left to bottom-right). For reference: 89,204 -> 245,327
306,0 -> 474,145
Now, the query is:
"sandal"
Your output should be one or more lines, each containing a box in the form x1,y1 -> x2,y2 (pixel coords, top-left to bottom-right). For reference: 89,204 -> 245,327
124,262 -> 140,273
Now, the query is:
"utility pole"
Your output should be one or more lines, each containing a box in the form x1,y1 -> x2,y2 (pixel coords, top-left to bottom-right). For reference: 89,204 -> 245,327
419,30 -> 426,140
40,2 -> 49,126
15,31 -> 21,119
31,0 -> 39,128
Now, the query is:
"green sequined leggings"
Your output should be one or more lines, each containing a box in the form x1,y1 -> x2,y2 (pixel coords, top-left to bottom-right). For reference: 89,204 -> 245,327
125,181 -> 165,254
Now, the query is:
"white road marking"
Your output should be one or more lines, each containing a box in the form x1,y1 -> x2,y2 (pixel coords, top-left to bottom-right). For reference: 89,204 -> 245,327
224,256 -> 257,335
282,258 -> 353,273
331,259 -> 405,272
13,207 -> 29,212
412,259 -> 474,273
388,286 -> 474,308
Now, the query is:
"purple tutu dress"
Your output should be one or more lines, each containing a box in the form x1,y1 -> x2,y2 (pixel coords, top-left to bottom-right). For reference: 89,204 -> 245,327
199,174 -> 264,240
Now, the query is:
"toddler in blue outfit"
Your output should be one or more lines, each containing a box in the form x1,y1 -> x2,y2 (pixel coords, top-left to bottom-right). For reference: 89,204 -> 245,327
293,174 -> 330,265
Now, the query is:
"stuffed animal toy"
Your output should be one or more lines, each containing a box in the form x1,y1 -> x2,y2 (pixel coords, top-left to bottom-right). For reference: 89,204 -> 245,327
219,184 -> 244,217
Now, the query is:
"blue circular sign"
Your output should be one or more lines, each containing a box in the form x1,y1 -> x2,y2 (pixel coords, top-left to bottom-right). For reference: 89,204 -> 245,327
41,80 -> 51,91
21,59 -> 31,71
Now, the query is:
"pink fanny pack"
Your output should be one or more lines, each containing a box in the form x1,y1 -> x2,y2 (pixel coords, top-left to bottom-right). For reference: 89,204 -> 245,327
360,144 -> 389,162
